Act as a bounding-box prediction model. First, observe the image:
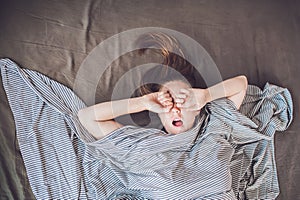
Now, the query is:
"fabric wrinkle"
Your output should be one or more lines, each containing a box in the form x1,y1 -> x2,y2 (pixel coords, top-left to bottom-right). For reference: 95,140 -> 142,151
0,58 -> 293,200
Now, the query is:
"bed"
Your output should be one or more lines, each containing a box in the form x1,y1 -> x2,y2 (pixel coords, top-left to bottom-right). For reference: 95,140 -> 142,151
0,0 -> 299,199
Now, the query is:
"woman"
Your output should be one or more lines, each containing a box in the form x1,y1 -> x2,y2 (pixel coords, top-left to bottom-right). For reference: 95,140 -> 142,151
76,33 -> 249,199
78,75 -> 248,139
0,33 -> 291,199
77,32 -> 248,139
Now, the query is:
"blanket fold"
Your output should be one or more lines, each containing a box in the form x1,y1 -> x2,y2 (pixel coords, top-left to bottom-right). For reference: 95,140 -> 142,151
0,58 -> 293,199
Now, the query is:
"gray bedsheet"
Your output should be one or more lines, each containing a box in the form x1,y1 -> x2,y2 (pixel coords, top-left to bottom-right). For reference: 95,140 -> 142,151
0,0 -> 299,199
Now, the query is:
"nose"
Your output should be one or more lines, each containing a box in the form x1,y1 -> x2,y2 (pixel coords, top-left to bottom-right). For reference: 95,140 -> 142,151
171,104 -> 181,113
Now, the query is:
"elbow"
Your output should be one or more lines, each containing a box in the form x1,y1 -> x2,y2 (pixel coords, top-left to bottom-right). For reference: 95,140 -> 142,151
77,108 -> 91,124
239,75 -> 248,90
78,108 -> 98,123
77,109 -> 85,124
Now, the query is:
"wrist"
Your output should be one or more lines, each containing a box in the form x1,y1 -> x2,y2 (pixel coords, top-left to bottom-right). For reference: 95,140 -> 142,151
126,96 -> 148,114
140,95 -> 151,111
204,88 -> 212,103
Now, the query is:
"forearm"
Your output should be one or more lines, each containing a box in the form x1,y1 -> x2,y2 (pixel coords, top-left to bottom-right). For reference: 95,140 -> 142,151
205,75 -> 248,102
78,96 -> 147,121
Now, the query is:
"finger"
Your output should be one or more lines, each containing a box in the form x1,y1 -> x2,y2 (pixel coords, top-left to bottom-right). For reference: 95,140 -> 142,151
159,92 -> 171,98
175,94 -> 187,99
157,93 -> 171,100
158,97 -> 173,104
158,93 -> 171,100
158,97 -> 173,103
162,105 -> 173,112
159,98 -> 173,105
162,101 -> 173,107
176,103 -> 185,108
157,91 -> 165,97
174,98 -> 185,104
179,89 -> 190,95
158,91 -> 168,95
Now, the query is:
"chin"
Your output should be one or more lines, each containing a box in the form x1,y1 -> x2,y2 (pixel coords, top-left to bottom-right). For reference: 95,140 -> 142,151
167,126 -> 186,134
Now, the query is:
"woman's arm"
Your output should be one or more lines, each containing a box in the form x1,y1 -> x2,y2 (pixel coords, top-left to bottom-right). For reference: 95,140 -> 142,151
175,75 -> 248,110
206,75 -> 248,109
77,92 -> 173,139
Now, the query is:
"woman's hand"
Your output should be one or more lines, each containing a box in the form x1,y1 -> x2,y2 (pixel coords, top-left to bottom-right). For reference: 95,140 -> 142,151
142,91 -> 174,113
174,88 -> 209,111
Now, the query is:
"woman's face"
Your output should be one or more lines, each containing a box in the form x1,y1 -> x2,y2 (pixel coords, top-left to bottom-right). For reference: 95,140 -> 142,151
158,80 -> 200,134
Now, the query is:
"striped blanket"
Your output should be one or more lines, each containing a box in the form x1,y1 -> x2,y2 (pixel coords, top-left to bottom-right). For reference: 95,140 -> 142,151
1,58 -> 293,199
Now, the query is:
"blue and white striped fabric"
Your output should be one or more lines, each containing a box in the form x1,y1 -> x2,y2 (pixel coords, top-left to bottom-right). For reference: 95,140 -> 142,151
1,58 -> 293,199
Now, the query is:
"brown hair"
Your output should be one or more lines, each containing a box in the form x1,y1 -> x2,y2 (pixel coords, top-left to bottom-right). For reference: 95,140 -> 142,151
135,32 -> 201,96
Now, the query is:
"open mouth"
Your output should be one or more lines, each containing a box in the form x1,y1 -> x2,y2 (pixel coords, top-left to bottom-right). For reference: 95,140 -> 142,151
172,119 -> 183,127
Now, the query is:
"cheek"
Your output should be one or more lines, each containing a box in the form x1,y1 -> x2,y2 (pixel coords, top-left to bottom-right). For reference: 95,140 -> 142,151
182,110 -> 198,118
158,113 -> 169,124
182,111 -> 198,124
